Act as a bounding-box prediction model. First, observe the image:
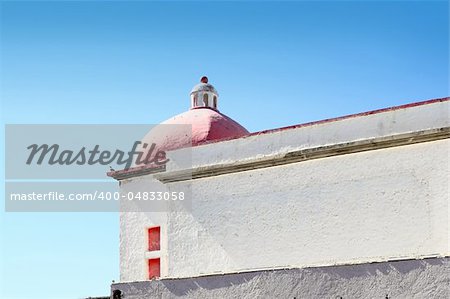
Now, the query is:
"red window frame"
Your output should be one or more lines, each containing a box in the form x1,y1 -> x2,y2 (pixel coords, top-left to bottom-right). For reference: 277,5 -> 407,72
148,258 -> 160,279
148,226 -> 160,251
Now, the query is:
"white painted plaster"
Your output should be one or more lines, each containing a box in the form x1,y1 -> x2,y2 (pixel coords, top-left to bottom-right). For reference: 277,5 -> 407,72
113,258 -> 450,299
119,100 -> 449,282
163,140 -> 449,278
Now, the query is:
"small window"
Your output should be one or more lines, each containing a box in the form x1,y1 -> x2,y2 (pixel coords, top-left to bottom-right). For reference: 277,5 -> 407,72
203,93 -> 209,106
213,96 -> 217,108
148,258 -> 160,279
148,226 -> 160,251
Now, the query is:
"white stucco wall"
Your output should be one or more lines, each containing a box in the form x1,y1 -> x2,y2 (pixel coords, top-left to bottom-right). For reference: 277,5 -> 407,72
166,139 -> 448,278
119,99 -> 449,282
113,258 -> 450,299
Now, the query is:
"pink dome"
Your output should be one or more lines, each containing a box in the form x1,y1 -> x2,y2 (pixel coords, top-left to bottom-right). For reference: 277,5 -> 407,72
139,77 -> 249,159
141,107 -> 249,153
108,77 -> 249,177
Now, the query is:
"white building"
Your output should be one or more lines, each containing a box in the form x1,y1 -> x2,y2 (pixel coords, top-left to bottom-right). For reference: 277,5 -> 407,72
109,78 -> 449,298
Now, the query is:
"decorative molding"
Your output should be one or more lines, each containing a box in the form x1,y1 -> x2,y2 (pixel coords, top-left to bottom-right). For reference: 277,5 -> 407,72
110,164 -> 165,181
155,127 -> 449,183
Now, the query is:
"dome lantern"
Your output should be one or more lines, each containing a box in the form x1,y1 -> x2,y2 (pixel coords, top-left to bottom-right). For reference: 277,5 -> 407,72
190,76 -> 219,110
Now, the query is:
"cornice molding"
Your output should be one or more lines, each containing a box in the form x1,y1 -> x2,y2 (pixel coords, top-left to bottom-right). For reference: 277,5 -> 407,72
155,127 -> 449,183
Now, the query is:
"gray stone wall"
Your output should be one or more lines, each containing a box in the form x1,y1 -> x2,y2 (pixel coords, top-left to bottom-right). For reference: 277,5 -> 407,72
111,257 -> 449,299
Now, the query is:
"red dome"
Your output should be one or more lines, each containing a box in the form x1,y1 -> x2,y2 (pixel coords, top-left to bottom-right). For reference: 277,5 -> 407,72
141,107 -> 249,153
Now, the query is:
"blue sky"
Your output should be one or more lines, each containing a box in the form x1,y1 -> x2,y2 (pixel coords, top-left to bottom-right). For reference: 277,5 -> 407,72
0,1 -> 448,298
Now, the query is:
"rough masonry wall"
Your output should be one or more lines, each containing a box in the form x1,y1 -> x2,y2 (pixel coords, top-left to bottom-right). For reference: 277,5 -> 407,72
112,257 -> 450,299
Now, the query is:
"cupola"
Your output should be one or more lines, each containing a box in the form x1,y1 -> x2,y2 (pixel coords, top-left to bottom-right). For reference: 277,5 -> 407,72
190,76 -> 219,110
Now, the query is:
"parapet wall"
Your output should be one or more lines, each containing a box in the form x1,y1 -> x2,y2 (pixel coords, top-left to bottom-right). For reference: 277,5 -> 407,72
112,257 -> 450,299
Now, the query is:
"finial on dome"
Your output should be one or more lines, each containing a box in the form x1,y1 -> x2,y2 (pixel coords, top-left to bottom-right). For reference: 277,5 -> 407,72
190,76 -> 219,110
